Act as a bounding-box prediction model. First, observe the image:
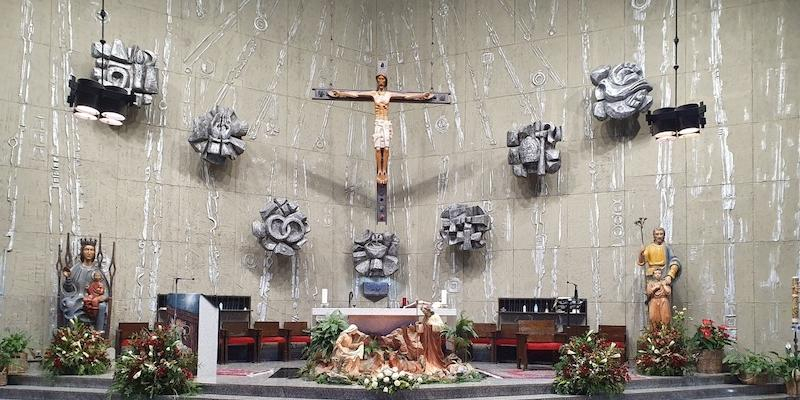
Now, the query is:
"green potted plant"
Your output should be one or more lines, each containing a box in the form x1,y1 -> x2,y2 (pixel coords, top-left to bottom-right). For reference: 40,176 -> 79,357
690,319 -> 734,373
0,347 -> 11,386
775,342 -> 800,396
723,350 -> 776,385
441,313 -> 478,361
0,331 -> 29,375
300,311 -> 348,379
553,330 -> 630,395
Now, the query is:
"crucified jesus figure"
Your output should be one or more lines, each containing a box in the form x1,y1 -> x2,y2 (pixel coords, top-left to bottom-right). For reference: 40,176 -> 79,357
328,74 -> 432,184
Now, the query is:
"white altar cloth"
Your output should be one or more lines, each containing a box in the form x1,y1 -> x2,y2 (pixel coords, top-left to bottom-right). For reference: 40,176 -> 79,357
312,307 -> 458,335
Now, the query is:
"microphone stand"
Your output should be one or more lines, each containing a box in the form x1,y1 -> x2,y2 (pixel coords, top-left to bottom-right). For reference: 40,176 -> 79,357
172,277 -> 195,324
566,281 -> 579,327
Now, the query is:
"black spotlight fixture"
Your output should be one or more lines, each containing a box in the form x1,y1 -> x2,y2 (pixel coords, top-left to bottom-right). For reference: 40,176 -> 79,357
65,0 -> 134,126
646,0 -> 706,141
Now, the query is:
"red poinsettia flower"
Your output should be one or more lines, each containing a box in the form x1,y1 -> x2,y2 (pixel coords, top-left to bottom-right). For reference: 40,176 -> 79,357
702,319 -> 713,326
718,325 -> 728,330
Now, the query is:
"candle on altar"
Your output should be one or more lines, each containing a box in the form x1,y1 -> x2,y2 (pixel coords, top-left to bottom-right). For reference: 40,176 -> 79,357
441,290 -> 448,305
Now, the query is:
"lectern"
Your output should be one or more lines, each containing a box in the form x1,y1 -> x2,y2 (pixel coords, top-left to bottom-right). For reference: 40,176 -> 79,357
157,293 -> 219,383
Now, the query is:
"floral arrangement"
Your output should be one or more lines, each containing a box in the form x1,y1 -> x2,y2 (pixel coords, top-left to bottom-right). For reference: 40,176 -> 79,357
691,319 -> 734,350
110,325 -> 199,399
635,307 -> 691,376
42,319 -> 110,376
360,367 -> 422,394
553,330 -> 630,396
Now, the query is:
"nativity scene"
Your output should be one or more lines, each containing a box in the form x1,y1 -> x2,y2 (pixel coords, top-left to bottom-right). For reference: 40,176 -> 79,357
0,0 -> 794,399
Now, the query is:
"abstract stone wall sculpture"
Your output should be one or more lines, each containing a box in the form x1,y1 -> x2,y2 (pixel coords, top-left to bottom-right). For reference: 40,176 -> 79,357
251,198 -> 310,257
353,230 -> 399,277
91,39 -> 159,107
590,63 -> 653,120
440,204 -> 491,251
189,106 -> 249,165
507,122 -> 562,177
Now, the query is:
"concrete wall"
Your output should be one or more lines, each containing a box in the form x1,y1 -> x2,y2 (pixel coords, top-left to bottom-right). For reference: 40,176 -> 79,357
0,0 -> 797,355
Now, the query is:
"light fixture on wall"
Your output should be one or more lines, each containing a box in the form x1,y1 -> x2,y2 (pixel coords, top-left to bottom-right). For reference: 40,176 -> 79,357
645,0 -> 706,141
66,0 -> 135,126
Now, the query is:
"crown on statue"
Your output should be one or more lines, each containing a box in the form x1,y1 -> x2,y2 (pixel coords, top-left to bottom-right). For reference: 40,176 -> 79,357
80,237 -> 98,248
376,60 -> 388,77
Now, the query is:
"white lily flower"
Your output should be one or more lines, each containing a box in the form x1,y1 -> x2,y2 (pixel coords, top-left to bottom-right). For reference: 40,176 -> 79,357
383,377 -> 390,383
394,380 -> 401,386
391,373 -> 399,380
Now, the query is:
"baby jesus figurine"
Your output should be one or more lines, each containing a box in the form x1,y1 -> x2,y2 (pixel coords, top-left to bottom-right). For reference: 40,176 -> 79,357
83,271 -> 106,319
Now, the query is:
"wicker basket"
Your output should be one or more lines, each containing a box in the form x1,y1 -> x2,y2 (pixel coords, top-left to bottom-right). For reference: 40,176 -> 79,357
786,376 -> 800,396
738,372 -> 769,385
7,352 -> 28,375
696,349 -> 725,373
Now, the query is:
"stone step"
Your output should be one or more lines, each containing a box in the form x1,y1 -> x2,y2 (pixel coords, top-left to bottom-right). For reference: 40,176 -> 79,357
0,382 -> 788,400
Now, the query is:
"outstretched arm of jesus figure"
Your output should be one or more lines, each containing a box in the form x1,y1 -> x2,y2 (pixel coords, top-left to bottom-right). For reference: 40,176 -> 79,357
328,89 -> 372,99
392,91 -> 434,101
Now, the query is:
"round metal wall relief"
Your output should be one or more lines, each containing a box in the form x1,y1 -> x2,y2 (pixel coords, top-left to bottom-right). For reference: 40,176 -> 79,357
531,71 -> 547,87
188,106 -> 249,165
435,115 -> 449,134
251,198 -> 310,257
352,230 -> 399,277
440,204 -> 491,251
590,62 -> 653,120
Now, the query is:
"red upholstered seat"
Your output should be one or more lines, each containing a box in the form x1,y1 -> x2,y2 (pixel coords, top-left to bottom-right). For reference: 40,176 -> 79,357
227,336 -> 256,345
525,342 -> 562,351
261,336 -> 287,344
470,338 -> 493,345
289,335 -> 311,343
496,338 -> 517,346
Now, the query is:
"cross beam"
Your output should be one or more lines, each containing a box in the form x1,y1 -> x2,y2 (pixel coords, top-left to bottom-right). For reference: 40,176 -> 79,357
311,86 -> 452,223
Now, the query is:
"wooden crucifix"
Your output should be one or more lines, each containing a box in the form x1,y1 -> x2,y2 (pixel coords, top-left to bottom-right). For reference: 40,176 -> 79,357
312,61 -> 452,222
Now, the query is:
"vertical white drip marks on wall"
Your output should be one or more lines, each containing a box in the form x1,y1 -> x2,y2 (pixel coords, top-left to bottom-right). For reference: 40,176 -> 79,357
290,1 -> 329,148
531,202 -> 547,297
589,193 -> 602,328
203,163 -> 221,294
656,141 -> 675,241
708,0 -> 737,319
760,248 -> 781,339
477,9 -> 540,121
182,0 -> 251,68
1,0 -> 36,318
631,0 -> 649,74
291,254 -> 300,321
46,0 -> 74,330
432,4 -> 464,149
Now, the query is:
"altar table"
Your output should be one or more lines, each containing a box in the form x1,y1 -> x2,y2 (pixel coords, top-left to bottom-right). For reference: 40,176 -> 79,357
311,307 -> 458,335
